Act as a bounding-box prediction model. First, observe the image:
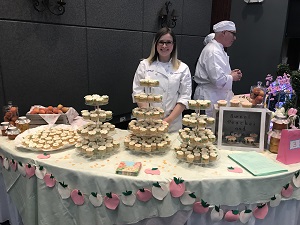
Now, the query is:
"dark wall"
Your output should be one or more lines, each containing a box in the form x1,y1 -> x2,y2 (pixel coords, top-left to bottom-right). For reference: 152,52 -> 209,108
0,0 -> 212,120
229,0 -> 289,95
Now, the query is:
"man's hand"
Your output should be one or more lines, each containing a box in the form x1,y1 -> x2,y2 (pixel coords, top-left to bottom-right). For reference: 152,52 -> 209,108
231,69 -> 242,81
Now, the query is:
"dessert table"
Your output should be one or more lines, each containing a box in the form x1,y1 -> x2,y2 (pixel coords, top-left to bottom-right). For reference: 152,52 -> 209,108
0,128 -> 300,225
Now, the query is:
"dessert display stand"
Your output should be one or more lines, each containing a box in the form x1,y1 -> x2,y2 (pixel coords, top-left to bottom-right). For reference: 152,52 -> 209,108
127,80 -> 170,154
175,100 -> 219,165
76,95 -> 120,158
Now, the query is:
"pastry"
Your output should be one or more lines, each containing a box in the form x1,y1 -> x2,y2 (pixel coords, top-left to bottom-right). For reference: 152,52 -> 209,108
186,154 -> 194,163
176,150 -> 184,159
241,101 -> 252,108
230,99 -> 240,107
217,100 -> 227,107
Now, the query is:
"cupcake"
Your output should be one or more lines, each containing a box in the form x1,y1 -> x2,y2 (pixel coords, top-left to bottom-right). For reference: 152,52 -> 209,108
225,135 -> 236,142
194,152 -> 201,161
206,117 -> 215,125
186,154 -> 195,163
154,95 -> 162,102
97,146 -> 106,156
188,100 -> 197,109
85,147 -> 94,156
217,100 -> 227,107
201,154 -> 209,164
134,143 -> 142,151
106,143 -> 113,152
230,99 -> 240,107
209,152 -> 218,162
241,101 -> 252,108
84,95 -> 93,105
144,144 -> 152,152
176,150 -> 184,159
244,137 -> 255,144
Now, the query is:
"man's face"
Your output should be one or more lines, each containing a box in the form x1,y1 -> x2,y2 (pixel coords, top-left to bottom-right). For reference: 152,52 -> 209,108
223,30 -> 236,47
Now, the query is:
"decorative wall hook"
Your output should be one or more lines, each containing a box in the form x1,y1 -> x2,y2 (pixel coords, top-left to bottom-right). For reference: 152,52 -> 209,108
244,0 -> 264,3
32,0 -> 66,16
159,1 -> 178,28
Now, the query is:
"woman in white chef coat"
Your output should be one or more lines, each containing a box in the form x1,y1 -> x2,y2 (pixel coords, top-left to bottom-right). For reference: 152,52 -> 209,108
132,27 -> 192,132
193,21 -> 242,117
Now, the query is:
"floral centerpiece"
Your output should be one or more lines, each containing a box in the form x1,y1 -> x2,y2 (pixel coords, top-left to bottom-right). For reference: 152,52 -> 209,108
265,73 -> 293,111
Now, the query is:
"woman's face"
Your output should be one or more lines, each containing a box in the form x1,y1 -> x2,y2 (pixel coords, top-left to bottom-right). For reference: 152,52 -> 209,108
156,33 -> 174,62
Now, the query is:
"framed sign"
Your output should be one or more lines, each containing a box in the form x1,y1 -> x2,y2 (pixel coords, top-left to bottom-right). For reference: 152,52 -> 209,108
217,107 -> 269,152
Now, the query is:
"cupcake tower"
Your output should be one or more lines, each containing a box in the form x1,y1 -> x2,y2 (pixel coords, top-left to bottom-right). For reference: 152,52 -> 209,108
174,100 -> 219,165
125,79 -> 170,153
75,94 -> 120,158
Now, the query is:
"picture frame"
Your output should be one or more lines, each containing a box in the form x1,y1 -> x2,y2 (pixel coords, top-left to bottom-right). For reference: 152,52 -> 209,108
217,107 -> 270,152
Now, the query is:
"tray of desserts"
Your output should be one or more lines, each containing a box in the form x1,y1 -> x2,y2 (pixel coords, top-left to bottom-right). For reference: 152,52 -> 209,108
84,94 -> 109,106
182,113 -> 215,128
124,134 -> 171,154
75,137 -> 120,158
174,143 -> 220,165
15,124 -> 79,152
178,127 -> 216,144
128,119 -> 169,136
132,107 -> 164,120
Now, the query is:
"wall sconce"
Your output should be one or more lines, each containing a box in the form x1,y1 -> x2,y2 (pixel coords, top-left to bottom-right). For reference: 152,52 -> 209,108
159,1 -> 178,28
32,0 -> 66,16
244,0 -> 264,3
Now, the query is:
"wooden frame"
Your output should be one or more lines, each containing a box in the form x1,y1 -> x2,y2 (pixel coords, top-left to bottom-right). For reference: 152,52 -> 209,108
217,107 -> 269,152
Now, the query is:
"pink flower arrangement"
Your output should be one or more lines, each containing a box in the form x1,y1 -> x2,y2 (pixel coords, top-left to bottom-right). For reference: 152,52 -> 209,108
288,108 -> 297,116
288,108 -> 298,129
265,73 -> 293,95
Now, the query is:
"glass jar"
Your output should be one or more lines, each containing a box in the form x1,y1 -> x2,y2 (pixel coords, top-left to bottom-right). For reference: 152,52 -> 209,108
271,114 -> 289,130
15,116 -> 30,133
3,101 -> 19,126
0,122 -> 10,136
269,131 -> 281,154
250,81 -> 266,108
269,114 -> 289,154
6,126 -> 20,140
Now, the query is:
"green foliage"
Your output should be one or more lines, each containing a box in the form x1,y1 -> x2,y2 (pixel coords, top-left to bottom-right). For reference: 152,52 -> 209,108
277,63 -> 292,76
274,63 -> 300,126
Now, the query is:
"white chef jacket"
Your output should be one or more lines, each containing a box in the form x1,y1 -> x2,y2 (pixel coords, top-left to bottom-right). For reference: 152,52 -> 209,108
132,59 -> 192,132
193,40 -> 234,116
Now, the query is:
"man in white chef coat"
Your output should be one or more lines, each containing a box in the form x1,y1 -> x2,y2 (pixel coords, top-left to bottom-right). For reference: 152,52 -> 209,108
193,20 -> 242,116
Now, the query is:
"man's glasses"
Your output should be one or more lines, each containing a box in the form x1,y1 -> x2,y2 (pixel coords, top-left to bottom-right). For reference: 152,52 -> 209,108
226,31 -> 236,37
157,41 -> 174,46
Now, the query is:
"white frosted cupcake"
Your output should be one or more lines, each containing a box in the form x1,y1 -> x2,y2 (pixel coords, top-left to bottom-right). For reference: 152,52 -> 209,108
85,147 -> 94,156
186,154 -> 194,163
176,150 -> 184,159
206,117 -> 215,125
209,152 -> 218,162
113,140 -> 120,148
202,154 -> 209,164
134,143 -> 142,151
144,144 -> 152,152
97,146 -> 106,156
194,152 -> 201,161
52,142 -> 60,149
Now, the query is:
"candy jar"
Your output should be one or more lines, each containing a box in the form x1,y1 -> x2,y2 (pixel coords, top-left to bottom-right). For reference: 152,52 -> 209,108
3,101 -> 19,126
250,81 -> 266,108
0,122 -> 10,136
6,126 -> 20,140
15,116 -> 31,133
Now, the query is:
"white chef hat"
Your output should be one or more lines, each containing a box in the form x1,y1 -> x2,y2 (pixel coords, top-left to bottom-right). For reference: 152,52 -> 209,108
203,33 -> 215,45
213,21 -> 236,32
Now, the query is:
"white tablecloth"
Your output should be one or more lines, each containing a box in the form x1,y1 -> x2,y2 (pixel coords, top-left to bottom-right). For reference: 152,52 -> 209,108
0,128 -> 300,225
